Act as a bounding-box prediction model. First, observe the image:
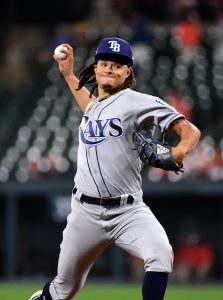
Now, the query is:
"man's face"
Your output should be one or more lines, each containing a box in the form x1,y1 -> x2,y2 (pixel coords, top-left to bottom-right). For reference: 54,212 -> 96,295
94,60 -> 131,93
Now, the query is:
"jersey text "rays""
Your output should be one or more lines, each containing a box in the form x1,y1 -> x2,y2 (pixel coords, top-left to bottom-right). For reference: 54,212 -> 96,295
80,117 -> 123,145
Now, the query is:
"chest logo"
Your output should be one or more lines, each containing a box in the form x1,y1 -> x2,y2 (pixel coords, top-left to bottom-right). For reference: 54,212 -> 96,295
80,117 -> 123,145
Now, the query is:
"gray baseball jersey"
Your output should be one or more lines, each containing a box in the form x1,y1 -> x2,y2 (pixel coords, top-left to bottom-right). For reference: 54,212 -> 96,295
49,88 -> 184,300
74,88 -> 183,197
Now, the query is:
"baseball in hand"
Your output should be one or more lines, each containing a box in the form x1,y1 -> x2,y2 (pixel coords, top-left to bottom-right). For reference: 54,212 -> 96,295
54,45 -> 67,59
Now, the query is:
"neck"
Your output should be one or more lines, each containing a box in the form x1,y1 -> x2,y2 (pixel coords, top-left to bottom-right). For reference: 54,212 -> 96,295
98,86 -> 113,100
98,91 -> 110,100
98,86 -> 125,101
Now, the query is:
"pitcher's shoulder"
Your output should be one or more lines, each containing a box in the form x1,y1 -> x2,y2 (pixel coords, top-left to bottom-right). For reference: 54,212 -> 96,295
124,89 -> 158,102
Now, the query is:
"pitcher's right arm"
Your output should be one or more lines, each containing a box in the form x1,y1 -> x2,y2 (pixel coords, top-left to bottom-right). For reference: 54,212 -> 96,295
53,44 -> 95,112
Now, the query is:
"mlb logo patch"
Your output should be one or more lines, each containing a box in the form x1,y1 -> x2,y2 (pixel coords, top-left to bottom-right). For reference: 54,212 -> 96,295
155,98 -> 166,105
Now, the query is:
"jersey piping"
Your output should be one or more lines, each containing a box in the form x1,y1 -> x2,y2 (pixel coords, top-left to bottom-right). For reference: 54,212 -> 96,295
89,89 -> 129,197
85,146 -> 102,197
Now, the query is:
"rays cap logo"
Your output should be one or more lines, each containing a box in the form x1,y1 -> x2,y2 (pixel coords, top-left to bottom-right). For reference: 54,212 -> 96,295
95,37 -> 134,67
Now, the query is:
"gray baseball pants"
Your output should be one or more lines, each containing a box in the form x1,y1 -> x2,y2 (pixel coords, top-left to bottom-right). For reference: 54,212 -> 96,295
49,192 -> 173,300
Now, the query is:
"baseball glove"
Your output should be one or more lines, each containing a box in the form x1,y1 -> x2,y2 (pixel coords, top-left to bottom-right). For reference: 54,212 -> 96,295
132,129 -> 184,174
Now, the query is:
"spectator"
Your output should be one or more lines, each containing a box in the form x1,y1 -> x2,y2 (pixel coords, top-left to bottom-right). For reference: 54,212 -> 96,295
167,89 -> 193,121
213,11 -> 223,64
129,12 -> 154,68
174,11 -> 203,65
128,254 -> 144,282
172,231 -> 214,282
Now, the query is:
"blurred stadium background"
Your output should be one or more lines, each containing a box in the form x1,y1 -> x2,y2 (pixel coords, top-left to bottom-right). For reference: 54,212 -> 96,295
0,0 -> 223,298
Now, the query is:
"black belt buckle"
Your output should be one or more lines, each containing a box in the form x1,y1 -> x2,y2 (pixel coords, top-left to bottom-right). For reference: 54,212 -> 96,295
100,197 -> 120,208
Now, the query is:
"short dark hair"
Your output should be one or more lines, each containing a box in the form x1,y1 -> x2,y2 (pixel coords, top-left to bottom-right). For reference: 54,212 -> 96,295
76,63 -> 136,98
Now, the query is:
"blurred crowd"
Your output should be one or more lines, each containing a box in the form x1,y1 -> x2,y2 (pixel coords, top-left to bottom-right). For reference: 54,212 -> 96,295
1,0 -> 222,23
128,230 -> 215,283
0,2 -> 223,183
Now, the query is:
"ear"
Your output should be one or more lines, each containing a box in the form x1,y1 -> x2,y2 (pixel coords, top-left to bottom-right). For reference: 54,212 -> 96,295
94,64 -> 98,73
125,67 -> 132,78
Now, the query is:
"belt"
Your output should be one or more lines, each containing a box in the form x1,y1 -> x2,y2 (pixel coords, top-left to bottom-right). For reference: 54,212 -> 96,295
73,188 -> 134,208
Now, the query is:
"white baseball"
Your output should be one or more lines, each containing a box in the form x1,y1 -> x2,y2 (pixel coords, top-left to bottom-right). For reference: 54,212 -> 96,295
54,45 -> 67,59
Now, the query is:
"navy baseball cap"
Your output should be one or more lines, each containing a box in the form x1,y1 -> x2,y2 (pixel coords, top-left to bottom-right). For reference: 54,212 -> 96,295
95,37 -> 134,67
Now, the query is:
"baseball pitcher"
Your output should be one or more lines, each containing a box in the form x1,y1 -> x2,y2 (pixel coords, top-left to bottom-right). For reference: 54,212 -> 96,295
29,37 -> 201,300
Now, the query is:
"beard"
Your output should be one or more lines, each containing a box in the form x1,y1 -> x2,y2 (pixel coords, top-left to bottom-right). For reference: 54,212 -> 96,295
101,83 -> 121,94
101,83 -> 114,91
